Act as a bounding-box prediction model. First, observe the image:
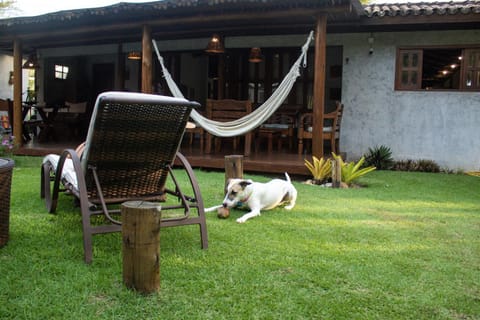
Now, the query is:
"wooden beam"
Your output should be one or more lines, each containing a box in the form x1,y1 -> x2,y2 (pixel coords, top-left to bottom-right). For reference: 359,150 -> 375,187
141,25 -> 153,94
312,15 -> 327,158
13,39 -> 23,146
8,23 -> 316,51
2,7 -> 349,43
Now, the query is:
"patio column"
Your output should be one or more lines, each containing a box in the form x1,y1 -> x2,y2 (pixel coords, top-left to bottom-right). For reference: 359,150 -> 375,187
141,25 -> 153,94
312,15 -> 327,158
13,39 -> 23,146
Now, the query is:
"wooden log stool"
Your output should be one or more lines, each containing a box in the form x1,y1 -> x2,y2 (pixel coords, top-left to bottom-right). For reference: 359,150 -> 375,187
122,201 -> 162,294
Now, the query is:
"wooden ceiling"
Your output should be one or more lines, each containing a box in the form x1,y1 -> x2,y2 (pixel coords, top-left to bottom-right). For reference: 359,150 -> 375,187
0,0 -> 361,52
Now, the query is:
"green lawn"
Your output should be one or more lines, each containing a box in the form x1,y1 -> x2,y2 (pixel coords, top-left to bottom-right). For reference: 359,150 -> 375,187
1,156 -> 479,319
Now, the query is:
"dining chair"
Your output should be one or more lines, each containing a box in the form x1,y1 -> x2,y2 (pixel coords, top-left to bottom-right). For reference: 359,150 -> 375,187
297,101 -> 344,155
205,99 -> 252,157
255,112 -> 295,153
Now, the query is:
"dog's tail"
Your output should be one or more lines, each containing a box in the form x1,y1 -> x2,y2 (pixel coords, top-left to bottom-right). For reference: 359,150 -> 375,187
284,172 -> 291,183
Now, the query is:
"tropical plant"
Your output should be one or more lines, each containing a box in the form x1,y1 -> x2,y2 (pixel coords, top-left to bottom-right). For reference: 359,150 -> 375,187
364,145 -> 394,170
304,156 -> 332,184
332,152 -> 376,186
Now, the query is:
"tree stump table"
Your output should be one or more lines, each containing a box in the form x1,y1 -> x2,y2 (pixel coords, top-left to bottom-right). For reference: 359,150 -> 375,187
122,201 -> 162,294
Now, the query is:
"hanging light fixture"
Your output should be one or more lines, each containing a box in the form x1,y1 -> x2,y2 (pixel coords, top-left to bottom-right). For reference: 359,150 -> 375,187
127,51 -> 142,60
22,54 -> 40,69
249,47 -> 262,63
205,34 -> 225,54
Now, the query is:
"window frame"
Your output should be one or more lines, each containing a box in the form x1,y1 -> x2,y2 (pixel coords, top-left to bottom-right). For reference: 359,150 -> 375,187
395,45 -> 480,92
54,64 -> 69,80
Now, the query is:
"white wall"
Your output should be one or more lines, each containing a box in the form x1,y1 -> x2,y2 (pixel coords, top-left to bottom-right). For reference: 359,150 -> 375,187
0,54 -> 29,100
333,30 -> 480,171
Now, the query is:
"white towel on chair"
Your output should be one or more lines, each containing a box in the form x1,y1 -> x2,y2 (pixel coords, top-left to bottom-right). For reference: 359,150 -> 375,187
43,154 -> 78,191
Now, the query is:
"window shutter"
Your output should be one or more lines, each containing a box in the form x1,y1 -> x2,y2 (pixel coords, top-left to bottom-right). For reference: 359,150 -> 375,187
462,49 -> 480,90
396,49 -> 422,90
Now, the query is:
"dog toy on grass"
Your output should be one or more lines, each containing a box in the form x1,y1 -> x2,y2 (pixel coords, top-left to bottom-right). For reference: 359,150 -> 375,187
217,206 -> 230,219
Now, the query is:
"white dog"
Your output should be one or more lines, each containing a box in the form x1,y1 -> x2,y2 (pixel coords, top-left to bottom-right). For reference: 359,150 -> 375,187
206,173 -> 297,223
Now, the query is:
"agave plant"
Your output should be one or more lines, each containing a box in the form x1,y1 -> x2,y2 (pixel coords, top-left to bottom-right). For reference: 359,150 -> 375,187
332,153 -> 376,186
304,156 -> 332,185
364,145 -> 394,170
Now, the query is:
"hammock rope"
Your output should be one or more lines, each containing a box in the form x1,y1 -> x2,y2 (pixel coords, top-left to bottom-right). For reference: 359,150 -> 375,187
153,31 -> 314,137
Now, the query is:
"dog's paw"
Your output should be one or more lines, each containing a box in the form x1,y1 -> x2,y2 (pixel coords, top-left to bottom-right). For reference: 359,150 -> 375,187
284,204 -> 295,210
236,217 -> 246,223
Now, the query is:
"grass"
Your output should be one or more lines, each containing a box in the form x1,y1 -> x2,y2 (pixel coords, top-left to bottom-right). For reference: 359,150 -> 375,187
1,156 -> 479,319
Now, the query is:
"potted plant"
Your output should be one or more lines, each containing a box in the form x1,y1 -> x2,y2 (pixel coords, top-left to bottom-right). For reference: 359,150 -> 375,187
0,132 -> 15,247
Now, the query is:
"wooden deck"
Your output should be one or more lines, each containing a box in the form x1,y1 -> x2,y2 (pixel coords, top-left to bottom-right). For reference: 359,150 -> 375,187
180,147 -> 310,176
15,136 -> 313,176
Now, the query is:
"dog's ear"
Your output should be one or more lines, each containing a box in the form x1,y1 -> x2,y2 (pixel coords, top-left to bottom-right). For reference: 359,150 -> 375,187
239,181 -> 252,189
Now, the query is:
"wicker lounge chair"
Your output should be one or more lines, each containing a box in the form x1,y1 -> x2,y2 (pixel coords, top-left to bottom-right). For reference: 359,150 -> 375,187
41,91 -> 207,263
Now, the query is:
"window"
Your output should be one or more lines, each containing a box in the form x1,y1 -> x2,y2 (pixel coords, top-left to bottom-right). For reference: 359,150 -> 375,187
396,47 -> 480,91
54,64 -> 69,80
464,49 -> 480,89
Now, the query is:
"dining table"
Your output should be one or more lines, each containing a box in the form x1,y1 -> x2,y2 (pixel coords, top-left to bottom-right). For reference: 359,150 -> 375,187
22,102 -> 63,142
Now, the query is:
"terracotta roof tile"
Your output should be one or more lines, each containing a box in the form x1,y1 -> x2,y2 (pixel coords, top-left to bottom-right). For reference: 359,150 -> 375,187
364,1 -> 480,18
1,0 -> 479,27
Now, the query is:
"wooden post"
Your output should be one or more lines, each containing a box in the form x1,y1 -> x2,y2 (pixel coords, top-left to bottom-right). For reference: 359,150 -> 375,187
141,25 -> 153,94
13,39 -> 23,146
312,15 -> 327,159
122,201 -> 161,294
331,157 -> 342,188
224,155 -> 243,193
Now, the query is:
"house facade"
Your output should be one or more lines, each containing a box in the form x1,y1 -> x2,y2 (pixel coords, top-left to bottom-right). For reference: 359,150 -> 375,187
0,0 -> 479,171
339,28 -> 480,171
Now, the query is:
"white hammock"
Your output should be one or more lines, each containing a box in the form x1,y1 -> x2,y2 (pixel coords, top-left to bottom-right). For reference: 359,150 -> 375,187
152,31 -> 314,137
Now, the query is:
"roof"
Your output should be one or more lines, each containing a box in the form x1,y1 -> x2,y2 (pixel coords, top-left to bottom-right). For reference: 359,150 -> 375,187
0,0 -> 478,51
364,1 -> 480,17
0,0 -> 362,51
0,0 -> 361,27
359,1 -> 480,32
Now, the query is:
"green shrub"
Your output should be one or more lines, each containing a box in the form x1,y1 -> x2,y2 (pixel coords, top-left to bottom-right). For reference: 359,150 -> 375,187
417,159 -> 440,173
364,145 -> 394,170
393,159 -> 417,172
393,159 -> 440,173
